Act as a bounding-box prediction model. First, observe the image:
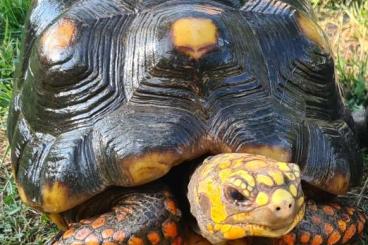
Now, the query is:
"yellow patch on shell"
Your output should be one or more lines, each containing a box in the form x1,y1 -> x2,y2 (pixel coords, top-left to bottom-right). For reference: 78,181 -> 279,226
48,213 -> 67,230
296,13 -> 329,50
219,160 -> 231,169
256,174 -> 274,186
126,153 -> 173,185
16,184 -> 28,204
268,171 -> 284,185
41,182 -> 84,213
289,184 -> 298,197
255,192 -> 269,206
171,18 -> 218,60
40,19 -> 76,61
285,172 -> 296,181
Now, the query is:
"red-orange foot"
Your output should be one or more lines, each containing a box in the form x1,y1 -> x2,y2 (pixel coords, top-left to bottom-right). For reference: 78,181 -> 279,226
276,199 -> 367,245
53,189 -> 182,245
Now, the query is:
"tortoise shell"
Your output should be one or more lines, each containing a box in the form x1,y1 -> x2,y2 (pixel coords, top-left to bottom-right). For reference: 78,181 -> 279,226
8,0 -> 362,214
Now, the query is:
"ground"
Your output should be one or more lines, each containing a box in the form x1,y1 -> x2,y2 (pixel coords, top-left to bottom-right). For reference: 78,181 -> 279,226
0,0 -> 367,244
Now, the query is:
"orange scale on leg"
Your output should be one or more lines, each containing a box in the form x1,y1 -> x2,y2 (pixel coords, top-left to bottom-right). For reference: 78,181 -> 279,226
62,228 -> 76,239
102,229 -> 115,239
312,216 -> 322,225
311,235 -> 323,245
338,220 -> 347,232
75,227 -> 92,240
342,224 -> 356,243
280,233 -> 296,245
113,230 -> 126,242
162,220 -> 179,239
300,231 -> 310,243
346,207 -> 355,216
323,206 -> 335,216
85,234 -> 100,245
147,231 -> 161,245
165,199 -> 179,215
327,231 -> 341,245
128,236 -> 144,245
324,224 -> 334,235
91,217 -> 106,229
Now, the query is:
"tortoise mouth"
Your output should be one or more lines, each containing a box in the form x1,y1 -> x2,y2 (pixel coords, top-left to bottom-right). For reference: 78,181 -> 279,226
234,204 -> 305,237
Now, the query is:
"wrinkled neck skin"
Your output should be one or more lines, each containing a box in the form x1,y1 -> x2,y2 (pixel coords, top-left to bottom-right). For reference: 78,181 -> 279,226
187,153 -> 305,244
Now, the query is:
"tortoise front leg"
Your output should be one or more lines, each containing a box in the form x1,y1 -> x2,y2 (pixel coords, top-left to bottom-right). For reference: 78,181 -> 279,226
276,199 -> 367,245
52,188 -> 182,245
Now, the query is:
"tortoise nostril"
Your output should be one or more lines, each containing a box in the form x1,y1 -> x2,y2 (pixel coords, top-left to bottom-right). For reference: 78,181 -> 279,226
276,207 -> 281,211
289,203 -> 292,208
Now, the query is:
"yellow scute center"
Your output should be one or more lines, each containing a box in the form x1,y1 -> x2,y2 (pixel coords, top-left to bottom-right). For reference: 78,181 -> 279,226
171,18 -> 218,59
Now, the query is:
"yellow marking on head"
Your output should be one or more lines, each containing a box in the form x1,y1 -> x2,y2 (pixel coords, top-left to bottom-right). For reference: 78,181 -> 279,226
223,226 -> 246,240
271,189 -> 293,205
234,179 -> 242,187
232,213 -> 249,222
220,224 -> 232,233
42,182 -> 84,213
297,197 -> 304,207
40,19 -> 76,60
285,172 -> 296,181
242,189 -> 250,197
219,160 -> 231,169
256,175 -> 274,186
127,153 -> 172,185
198,179 -> 228,223
48,213 -> 67,230
207,224 -> 214,234
240,183 -> 247,189
289,184 -> 298,197
278,162 -> 290,171
269,171 -> 284,185
255,192 -> 269,206
244,160 -> 268,170
171,18 -> 218,60
297,13 -> 329,50
235,171 -> 255,187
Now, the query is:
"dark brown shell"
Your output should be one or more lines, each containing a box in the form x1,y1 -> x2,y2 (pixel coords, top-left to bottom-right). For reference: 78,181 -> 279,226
8,0 -> 362,213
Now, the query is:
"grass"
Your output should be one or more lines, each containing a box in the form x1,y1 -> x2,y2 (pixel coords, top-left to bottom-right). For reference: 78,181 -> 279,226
0,0 -> 367,244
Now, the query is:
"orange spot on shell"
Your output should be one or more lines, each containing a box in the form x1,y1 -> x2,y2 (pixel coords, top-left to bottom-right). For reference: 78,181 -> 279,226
162,220 -> 178,239
327,231 -> 341,245
128,236 -> 144,245
281,233 -> 296,245
102,229 -> 115,239
85,234 -> 100,245
62,228 -> 75,239
147,231 -> 161,245
338,220 -> 347,232
91,217 -> 106,229
113,230 -> 126,242
102,242 -> 118,245
342,224 -> 356,243
300,232 -> 311,243
323,206 -> 335,216
324,224 -> 334,235
311,235 -> 323,245
75,227 -> 92,240
40,19 -> 76,61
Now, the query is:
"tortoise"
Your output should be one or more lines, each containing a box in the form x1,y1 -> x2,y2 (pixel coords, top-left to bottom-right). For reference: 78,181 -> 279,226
7,0 -> 367,244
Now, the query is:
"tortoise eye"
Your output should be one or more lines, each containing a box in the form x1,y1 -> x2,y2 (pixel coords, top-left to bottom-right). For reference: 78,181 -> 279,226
225,186 -> 248,203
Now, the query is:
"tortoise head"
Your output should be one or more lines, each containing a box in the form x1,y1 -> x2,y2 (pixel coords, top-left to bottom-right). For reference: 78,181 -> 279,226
188,153 -> 305,244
